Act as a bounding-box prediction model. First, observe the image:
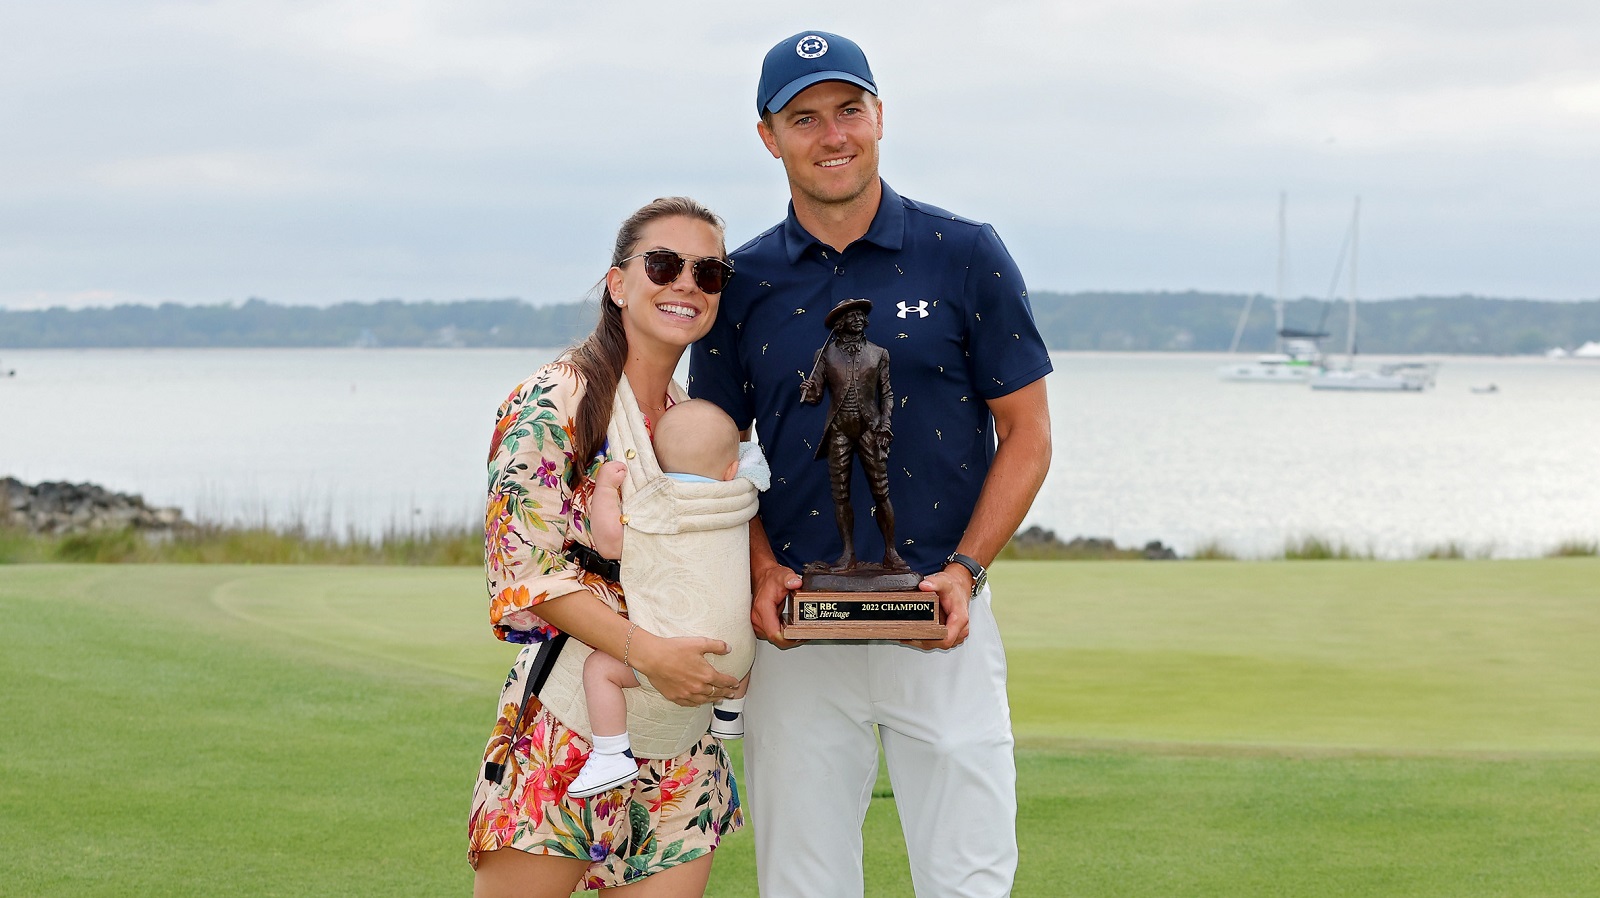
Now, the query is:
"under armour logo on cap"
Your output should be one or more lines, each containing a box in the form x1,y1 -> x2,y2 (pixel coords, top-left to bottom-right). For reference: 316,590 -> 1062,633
797,35 -> 828,58
758,30 -> 876,115
897,300 -> 929,319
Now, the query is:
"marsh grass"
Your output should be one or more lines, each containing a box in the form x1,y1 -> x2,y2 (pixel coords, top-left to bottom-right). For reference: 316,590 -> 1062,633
4,523 -> 1595,566
0,523 -> 478,565
1189,539 -> 1239,560
1547,539 -> 1600,557
1281,536 -> 1374,561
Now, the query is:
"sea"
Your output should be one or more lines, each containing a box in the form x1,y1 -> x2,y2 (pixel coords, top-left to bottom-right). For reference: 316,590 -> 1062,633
2,348 -> 1597,559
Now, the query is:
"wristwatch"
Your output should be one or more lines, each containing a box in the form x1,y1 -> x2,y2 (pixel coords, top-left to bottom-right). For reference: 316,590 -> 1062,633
944,552 -> 987,597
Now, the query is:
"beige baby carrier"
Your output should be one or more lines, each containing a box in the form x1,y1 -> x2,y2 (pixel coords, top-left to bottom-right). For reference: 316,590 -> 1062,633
538,374 -> 759,758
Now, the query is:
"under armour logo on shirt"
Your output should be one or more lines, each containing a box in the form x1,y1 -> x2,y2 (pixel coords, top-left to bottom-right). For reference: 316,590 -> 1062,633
897,300 -> 930,319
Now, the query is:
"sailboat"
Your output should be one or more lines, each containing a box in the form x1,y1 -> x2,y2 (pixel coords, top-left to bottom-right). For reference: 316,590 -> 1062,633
1217,193 -> 1329,383
1309,198 -> 1438,392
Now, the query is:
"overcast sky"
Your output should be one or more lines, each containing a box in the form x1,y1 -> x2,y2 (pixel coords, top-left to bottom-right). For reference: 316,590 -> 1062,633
3,0 -> 1597,310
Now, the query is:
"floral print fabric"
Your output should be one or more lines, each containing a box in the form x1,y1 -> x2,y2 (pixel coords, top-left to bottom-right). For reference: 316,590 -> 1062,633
469,361 -> 743,887
468,691 -> 742,889
484,360 -> 614,643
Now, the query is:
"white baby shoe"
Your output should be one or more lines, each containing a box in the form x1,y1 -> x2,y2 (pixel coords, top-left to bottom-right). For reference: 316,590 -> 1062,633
568,751 -> 639,799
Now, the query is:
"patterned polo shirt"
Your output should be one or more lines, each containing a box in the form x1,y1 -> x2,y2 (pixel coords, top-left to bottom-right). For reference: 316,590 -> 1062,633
689,180 -> 1052,575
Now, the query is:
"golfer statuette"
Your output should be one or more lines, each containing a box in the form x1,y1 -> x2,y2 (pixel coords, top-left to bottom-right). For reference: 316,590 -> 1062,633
781,298 -> 945,639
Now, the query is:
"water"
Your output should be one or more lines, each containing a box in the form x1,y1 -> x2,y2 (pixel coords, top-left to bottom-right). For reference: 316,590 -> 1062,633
1041,353 -> 1600,558
2,348 -> 1597,557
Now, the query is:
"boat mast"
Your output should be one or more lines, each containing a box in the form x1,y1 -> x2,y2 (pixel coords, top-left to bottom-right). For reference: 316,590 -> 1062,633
1228,191 -> 1286,355
1343,197 -> 1360,364
1274,191 -> 1286,353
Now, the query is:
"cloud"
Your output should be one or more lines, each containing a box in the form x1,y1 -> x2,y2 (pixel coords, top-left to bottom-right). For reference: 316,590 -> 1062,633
86,152 -> 329,193
1,0 -> 1597,308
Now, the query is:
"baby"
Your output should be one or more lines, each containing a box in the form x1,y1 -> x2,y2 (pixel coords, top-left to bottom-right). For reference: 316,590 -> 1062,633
569,399 -> 753,799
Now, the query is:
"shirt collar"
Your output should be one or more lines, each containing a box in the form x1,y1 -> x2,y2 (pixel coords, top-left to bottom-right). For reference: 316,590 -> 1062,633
781,179 -> 906,264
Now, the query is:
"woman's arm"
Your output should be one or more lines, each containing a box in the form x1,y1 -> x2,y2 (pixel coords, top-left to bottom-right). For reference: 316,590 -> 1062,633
535,591 -> 739,707
484,365 -> 592,643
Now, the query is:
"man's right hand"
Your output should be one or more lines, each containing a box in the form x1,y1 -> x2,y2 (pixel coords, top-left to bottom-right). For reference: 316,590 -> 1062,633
751,562 -> 805,649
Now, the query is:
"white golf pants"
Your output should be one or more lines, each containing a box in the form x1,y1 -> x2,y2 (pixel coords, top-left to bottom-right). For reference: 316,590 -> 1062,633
743,586 -> 1017,897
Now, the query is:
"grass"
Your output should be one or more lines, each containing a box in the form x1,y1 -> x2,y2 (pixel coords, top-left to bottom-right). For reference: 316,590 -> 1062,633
2,560 -> 1599,895
1547,538 -> 1600,557
0,523 -> 479,565
1187,539 -> 1239,560
1280,535 -> 1373,560
5,524 -> 1596,564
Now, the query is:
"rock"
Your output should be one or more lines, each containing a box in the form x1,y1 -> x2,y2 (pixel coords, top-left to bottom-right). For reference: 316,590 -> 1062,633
0,477 -> 193,536
1141,540 -> 1178,561
1011,524 -> 1070,551
1003,524 -> 1184,560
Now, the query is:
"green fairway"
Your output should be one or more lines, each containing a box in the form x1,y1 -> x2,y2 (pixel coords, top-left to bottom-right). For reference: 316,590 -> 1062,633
2,560 -> 1598,896
998,559 -> 1600,753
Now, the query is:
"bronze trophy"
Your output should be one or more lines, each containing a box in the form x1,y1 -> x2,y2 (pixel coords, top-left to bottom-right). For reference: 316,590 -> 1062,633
780,298 -> 946,640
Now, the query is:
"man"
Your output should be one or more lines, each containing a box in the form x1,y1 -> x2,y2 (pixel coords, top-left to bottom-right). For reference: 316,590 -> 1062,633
799,298 -> 904,571
689,29 -> 1053,898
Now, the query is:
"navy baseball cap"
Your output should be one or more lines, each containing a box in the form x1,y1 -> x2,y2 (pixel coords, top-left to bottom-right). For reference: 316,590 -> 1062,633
757,31 -> 877,116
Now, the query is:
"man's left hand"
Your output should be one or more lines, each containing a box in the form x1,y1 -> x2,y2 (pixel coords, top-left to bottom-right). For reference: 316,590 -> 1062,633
904,567 -> 973,650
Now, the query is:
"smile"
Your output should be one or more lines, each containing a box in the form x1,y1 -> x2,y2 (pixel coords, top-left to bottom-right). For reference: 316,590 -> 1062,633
818,156 -> 853,168
658,303 -> 698,320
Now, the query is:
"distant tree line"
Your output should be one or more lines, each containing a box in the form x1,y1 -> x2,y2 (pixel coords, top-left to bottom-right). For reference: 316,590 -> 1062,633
3,293 -> 1597,354
0,298 -> 597,350
1029,292 -> 1600,355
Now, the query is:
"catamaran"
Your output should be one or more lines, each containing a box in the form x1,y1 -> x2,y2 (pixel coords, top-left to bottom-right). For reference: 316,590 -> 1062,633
1309,198 -> 1438,392
1218,193 -> 1330,383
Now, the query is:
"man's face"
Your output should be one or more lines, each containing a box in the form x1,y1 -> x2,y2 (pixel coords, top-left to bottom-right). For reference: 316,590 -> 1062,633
838,310 -> 868,335
758,81 -> 883,209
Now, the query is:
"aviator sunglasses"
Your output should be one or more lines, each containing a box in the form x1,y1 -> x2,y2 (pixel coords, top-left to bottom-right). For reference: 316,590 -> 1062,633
618,249 -> 735,295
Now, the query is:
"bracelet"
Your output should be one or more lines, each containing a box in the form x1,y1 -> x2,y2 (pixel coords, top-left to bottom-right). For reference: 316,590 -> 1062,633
622,623 -> 638,671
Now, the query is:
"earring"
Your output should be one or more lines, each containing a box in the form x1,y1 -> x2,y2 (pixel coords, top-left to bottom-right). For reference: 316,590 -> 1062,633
614,298 -> 626,308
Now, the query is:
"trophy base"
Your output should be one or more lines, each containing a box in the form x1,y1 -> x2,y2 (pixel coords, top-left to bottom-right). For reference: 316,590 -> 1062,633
781,590 -> 946,640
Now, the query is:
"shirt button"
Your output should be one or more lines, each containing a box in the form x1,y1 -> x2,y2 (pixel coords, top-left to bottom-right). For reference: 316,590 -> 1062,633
620,514 -> 630,525
834,266 -> 844,276
624,449 -> 637,459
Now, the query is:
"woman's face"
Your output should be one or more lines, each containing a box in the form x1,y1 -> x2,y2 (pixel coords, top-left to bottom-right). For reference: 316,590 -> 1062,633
607,215 -> 725,358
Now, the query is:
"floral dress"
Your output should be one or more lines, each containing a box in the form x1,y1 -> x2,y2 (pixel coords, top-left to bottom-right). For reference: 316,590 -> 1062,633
467,360 -> 742,889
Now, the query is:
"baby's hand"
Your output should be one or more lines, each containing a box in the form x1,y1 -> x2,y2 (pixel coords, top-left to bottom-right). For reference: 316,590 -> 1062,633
596,460 -> 627,490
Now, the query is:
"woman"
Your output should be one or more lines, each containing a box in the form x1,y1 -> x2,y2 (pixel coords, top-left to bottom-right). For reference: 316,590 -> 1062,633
469,197 -> 744,897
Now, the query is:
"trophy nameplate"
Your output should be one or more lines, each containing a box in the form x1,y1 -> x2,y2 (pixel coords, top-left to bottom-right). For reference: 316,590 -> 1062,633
782,565 -> 945,640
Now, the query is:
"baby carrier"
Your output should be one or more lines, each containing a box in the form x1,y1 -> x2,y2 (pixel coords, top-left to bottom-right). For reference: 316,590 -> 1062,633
537,374 -> 759,758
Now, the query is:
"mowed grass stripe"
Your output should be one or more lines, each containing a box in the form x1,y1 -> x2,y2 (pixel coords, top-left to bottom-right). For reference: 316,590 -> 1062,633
997,558 -> 1600,753
3,561 -> 1598,896
0,566 -> 485,896
159,559 -> 1600,753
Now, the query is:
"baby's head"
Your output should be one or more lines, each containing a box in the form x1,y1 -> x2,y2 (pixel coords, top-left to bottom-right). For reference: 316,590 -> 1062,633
654,399 -> 740,481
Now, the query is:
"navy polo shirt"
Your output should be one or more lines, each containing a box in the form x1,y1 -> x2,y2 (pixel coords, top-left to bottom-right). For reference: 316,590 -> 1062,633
689,181 -> 1052,576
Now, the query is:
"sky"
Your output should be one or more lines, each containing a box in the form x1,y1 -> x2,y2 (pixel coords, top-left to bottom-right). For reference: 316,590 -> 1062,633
3,0 -> 1597,311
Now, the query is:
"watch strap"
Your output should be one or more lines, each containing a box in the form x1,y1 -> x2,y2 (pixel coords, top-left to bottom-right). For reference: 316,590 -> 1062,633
945,552 -> 987,596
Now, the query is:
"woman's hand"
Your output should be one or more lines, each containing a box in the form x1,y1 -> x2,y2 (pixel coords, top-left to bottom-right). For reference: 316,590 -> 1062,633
629,630 -> 741,707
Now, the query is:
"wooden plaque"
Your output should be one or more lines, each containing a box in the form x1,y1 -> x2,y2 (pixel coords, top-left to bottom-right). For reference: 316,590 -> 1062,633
780,590 -> 947,640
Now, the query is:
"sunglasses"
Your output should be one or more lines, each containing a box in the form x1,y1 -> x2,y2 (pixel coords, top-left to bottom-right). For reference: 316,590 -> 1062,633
618,249 -> 735,295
